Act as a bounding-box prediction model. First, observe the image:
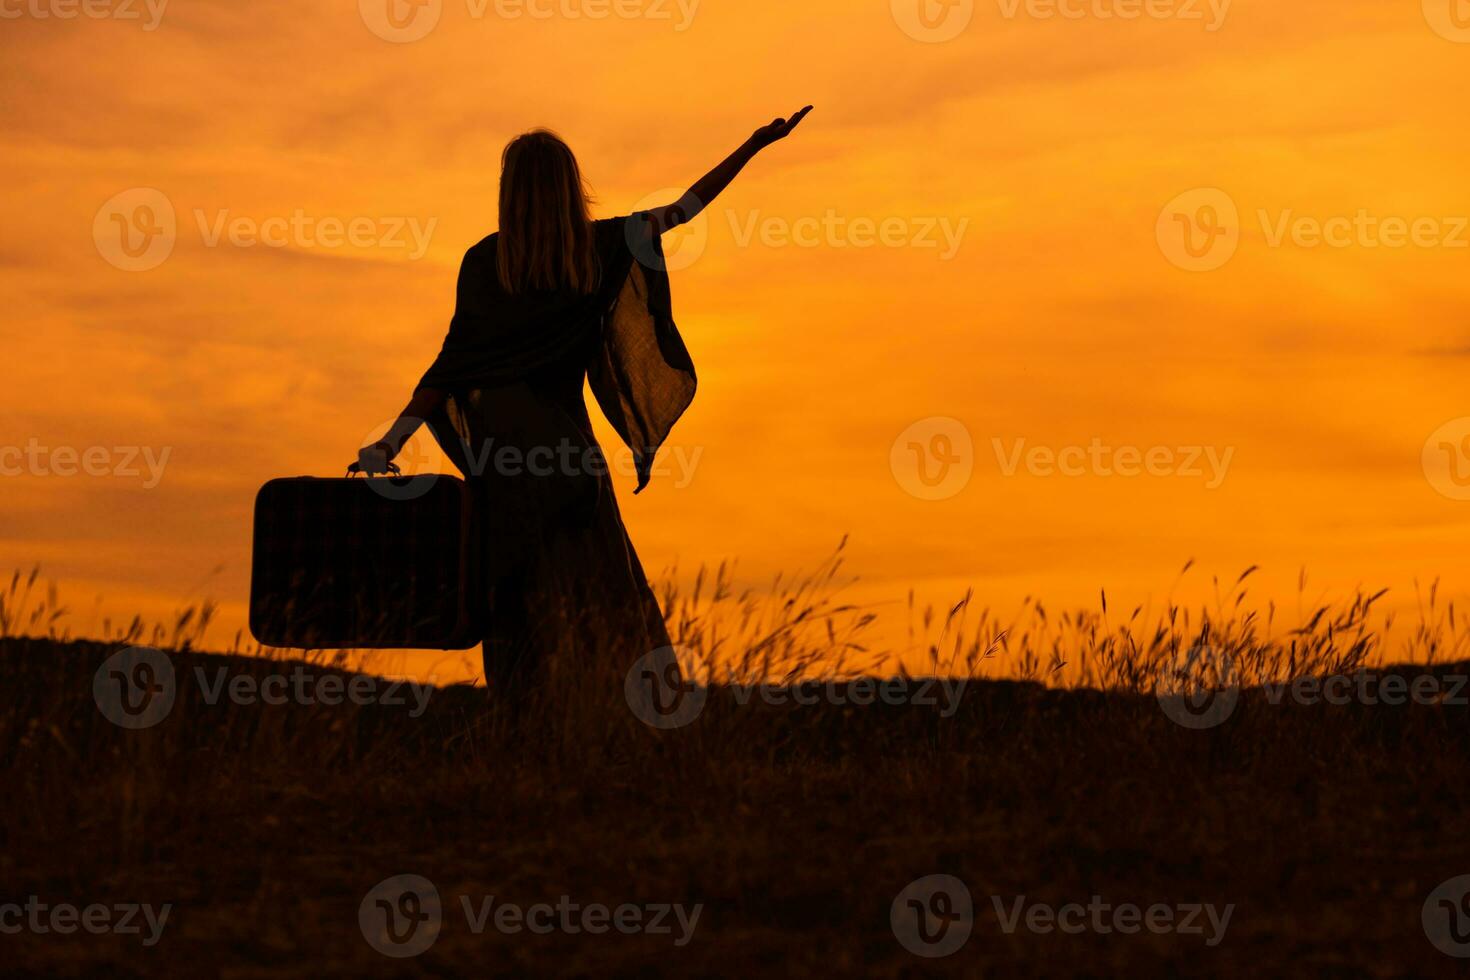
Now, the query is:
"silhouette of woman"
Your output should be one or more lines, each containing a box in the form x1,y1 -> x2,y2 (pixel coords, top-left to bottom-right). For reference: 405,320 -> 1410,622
356,107 -> 813,689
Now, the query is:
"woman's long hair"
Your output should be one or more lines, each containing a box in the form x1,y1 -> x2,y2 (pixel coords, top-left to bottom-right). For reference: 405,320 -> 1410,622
495,129 -> 599,295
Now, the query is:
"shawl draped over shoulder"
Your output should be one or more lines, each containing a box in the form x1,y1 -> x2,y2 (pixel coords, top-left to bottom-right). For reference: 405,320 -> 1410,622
414,214 -> 696,493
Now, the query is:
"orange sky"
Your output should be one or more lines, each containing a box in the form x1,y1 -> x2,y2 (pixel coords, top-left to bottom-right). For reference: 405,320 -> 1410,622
3,0 -> 1470,681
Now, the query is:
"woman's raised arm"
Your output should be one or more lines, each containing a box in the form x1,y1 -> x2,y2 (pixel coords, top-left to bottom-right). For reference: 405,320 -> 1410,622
644,105 -> 813,235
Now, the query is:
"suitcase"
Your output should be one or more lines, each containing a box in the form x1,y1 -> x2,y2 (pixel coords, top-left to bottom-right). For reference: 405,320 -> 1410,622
249,469 -> 483,650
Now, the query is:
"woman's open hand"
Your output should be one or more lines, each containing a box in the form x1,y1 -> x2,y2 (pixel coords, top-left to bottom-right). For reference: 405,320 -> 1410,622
650,107 -> 815,234
750,105 -> 813,150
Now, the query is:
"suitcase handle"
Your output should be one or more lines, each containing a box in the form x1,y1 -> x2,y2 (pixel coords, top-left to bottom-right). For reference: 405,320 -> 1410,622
345,461 -> 402,477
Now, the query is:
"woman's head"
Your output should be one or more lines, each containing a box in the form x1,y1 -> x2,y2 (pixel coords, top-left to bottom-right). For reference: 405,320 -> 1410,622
496,129 -> 599,295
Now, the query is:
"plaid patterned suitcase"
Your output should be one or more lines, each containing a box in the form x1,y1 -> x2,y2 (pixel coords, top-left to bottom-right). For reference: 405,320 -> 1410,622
249,471 -> 483,649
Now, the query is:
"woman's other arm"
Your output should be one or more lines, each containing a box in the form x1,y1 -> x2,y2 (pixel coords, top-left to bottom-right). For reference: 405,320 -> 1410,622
643,105 -> 813,235
355,386 -> 448,474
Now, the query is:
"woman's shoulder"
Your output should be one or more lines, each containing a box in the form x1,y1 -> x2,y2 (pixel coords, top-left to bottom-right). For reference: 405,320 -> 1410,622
593,213 -> 657,256
466,232 -> 499,256
594,213 -> 653,229
458,233 -> 500,273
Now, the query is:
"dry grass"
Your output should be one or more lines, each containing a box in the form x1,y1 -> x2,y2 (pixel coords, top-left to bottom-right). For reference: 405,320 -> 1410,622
11,544 -> 1465,692
3,553 -> 1470,976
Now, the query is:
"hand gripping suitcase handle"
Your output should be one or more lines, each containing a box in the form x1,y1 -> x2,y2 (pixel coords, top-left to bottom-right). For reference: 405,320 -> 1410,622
346,461 -> 402,477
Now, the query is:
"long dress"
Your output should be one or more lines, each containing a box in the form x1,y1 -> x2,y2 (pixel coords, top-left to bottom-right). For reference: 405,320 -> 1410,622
414,214 -> 696,687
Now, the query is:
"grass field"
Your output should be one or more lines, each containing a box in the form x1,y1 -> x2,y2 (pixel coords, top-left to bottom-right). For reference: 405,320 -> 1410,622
4,559 -> 1470,976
